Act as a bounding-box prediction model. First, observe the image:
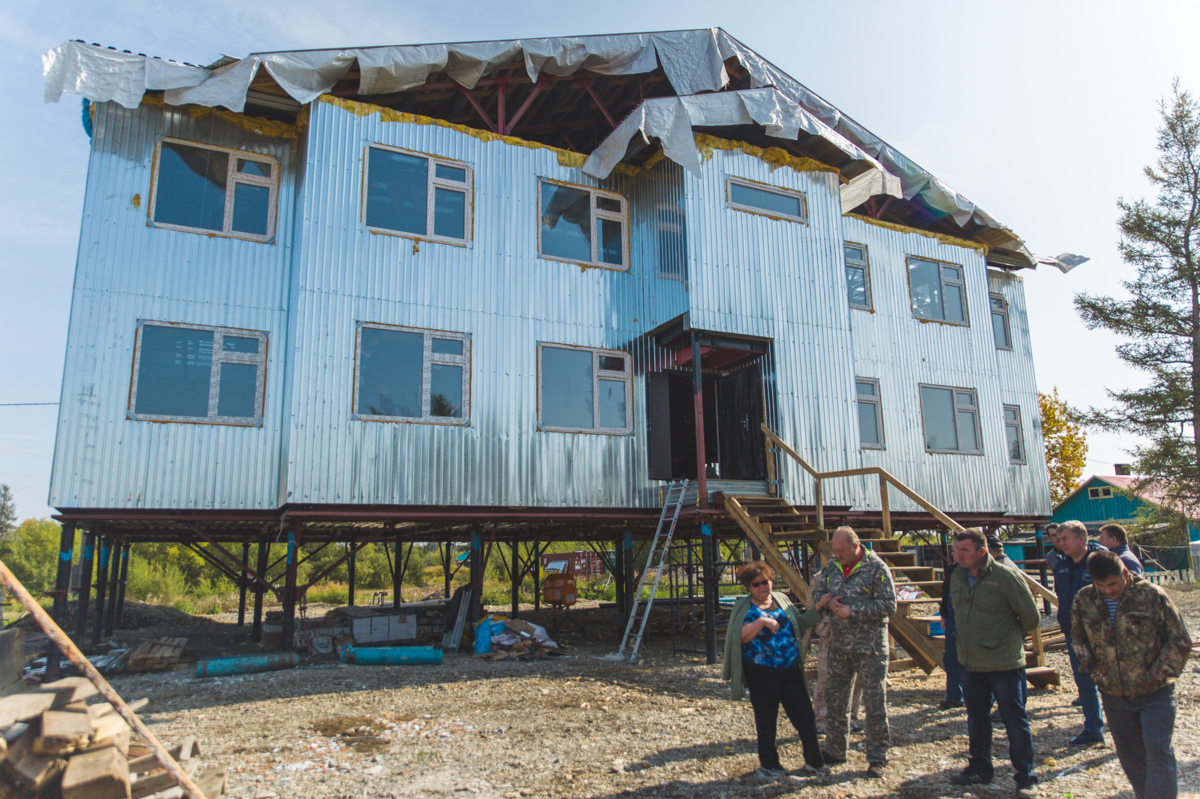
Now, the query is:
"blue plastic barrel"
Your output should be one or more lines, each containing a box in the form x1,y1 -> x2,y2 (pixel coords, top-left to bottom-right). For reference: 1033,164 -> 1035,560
341,645 -> 442,665
196,651 -> 301,678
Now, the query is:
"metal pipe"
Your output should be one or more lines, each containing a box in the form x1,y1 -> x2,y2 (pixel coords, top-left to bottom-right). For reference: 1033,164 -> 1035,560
510,535 -> 520,617
701,523 -> 718,664
74,531 -> 95,643
692,335 -> 708,509
47,524 -> 76,681
348,542 -> 356,607
196,652 -> 302,677
92,537 -> 111,647
281,524 -> 298,651
341,645 -> 442,665
237,542 -> 250,626
103,537 -> 122,637
114,543 -> 130,631
393,530 -> 403,609
252,541 -> 269,643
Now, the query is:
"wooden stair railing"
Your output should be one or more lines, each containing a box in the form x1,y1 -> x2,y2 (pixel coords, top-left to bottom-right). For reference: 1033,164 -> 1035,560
726,424 -> 1058,679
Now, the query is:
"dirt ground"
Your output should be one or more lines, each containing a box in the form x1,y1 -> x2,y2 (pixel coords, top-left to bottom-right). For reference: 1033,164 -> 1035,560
47,588 -> 1200,798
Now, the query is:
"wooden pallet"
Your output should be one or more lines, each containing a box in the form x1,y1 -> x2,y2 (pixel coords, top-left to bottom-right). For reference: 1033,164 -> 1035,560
124,638 -> 187,673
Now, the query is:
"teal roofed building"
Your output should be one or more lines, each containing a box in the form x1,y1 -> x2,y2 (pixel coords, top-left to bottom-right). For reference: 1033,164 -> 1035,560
1052,475 -> 1200,544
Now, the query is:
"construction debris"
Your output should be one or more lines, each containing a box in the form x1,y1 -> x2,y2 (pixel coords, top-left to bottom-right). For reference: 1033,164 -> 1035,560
123,638 -> 187,674
473,618 -> 565,661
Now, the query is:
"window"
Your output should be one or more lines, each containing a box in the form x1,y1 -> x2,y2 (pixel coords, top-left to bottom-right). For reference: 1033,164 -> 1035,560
1088,486 -> 1114,500
129,322 -> 267,425
726,177 -> 807,223
151,139 -> 278,241
990,293 -> 1012,350
364,145 -> 472,245
1004,405 -> 1026,463
919,384 -> 982,454
908,257 -> 968,325
855,378 -> 884,449
538,181 -> 628,269
354,324 -> 470,424
845,243 -> 872,311
537,345 -> 631,434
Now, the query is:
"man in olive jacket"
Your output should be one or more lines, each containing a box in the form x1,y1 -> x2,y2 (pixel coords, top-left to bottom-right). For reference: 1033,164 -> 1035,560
948,528 -> 1041,797
1070,550 -> 1193,799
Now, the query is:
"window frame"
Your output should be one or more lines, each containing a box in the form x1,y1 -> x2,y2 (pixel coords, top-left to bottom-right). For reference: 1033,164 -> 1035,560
536,179 -> 629,271
918,383 -> 983,455
1003,404 -> 1026,464
990,292 -> 1013,350
149,138 -> 279,242
1088,486 -> 1114,500
352,322 -> 471,426
855,377 -> 884,450
906,255 -> 970,326
361,144 -> 474,247
128,320 -> 268,426
844,241 -> 873,311
725,176 -> 808,224
536,343 -> 633,435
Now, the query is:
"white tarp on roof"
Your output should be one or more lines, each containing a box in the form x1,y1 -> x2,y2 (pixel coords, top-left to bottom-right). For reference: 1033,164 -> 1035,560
42,29 -> 1031,263
581,89 -> 903,211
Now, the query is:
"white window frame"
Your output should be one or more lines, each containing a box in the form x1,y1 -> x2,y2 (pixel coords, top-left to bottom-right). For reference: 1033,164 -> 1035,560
990,293 -> 1013,350
537,179 -> 629,271
362,144 -> 473,246
1003,404 -> 1026,464
919,383 -> 983,455
845,242 -> 873,311
855,377 -> 884,449
907,256 -> 970,326
726,176 -> 808,223
149,138 -> 279,242
352,323 -> 471,425
128,320 -> 267,426
536,344 -> 632,435
1088,486 -> 1114,500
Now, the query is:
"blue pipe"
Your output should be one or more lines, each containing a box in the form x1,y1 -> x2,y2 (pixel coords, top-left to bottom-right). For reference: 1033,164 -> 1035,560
196,651 -> 301,678
341,645 -> 442,665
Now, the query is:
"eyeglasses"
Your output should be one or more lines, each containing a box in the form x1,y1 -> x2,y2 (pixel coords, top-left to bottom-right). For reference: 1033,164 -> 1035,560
750,579 -> 771,588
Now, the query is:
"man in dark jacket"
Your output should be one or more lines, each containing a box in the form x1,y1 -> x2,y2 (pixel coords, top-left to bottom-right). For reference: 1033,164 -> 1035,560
937,560 -> 964,709
948,528 -> 1041,797
1098,524 -> 1144,575
1071,550 -> 1192,799
1053,520 -> 1106,745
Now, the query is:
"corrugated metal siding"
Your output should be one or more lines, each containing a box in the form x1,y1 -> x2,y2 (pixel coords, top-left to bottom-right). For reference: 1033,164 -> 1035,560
1052,478 -> 1142,524
845,216 -> 1021,515
48,102 -> 296,509
282,101 -> 688,507
683,152 -> 865,506
989,270 -> 1053,516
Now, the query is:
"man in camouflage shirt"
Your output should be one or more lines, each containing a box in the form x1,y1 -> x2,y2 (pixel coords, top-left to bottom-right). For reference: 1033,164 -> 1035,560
1071,550 -> 1193,799
810,526 -> 897,779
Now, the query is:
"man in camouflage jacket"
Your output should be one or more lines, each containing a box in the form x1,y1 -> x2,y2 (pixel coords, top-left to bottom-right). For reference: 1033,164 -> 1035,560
810,526 -> 897,778
1071,550 -> 1193,799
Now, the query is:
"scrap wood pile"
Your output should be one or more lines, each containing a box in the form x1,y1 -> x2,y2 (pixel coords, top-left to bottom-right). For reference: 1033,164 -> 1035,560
123,638 -> 187,673
473,617 -> 567,662
0,677 -> 226,798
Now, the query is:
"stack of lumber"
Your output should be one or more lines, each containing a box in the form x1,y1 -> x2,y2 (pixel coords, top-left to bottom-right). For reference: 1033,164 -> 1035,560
124,638 -> 187,673
0,677 -> 226,798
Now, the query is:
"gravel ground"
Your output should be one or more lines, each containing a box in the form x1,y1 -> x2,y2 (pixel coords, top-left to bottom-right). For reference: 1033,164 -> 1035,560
91,586 -> 1200,799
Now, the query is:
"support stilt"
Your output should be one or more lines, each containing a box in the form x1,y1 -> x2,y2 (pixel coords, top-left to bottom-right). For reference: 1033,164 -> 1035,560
74,531 -> 95,643
91,537 -> 111,647
252,540 -> 269,643
701,523 -> 718,664
281,524 -> 298,651
114,543 -> 130,631
237,542 -> 250,627
348,541 -> 357,607
47,523 -> 76,680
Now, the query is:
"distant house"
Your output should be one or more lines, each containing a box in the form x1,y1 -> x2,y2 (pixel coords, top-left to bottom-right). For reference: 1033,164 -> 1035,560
1052,475 -> 1200,544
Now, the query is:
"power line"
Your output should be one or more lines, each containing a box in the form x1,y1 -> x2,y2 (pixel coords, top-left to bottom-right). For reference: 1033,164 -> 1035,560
0,402 -> 59,406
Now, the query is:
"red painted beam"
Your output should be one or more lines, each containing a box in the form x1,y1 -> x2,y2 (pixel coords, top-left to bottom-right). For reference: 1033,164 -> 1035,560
457,86 -> 495,132
502,73 -> 549,135
576,76 -> 617,128
187,525 -> 280,597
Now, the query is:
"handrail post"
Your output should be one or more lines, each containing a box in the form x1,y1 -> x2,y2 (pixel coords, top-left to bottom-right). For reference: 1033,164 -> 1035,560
764,428 -> 778,498
815,479 -> 824,531
879,474 -> 892,537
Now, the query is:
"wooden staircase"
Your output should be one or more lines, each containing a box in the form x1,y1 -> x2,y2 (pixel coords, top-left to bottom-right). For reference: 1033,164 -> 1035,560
721,425 -> 1059,684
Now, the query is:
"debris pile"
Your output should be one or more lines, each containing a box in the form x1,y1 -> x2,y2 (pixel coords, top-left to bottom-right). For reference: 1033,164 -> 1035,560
0,677 -> 226,798
473,617 -> 565,662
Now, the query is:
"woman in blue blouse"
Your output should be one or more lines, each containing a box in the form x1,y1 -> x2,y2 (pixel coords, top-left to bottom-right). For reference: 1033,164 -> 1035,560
722,561 -> 827,779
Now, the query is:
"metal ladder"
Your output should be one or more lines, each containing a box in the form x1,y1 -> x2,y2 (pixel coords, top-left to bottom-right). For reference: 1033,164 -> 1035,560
609,480 -> 690,661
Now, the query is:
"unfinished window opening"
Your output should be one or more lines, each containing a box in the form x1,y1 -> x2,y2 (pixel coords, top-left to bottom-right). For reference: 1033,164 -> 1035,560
364,145 -> 472,245
538,344 -> 631,434
658,202 -> 687,281
1088,486 -> 1114,500
908,257 -> 968,325
151,139 -> 278,241
919,384 -> 981,454
855,378 -> 884,449
1004,404 -> 1026,464
991,293 -> 1012,350
726,176 -> 807,223
354,324 -> 470,424
129,321 -> 267,425
538,180 -> 628,270
845,242 -> 872,311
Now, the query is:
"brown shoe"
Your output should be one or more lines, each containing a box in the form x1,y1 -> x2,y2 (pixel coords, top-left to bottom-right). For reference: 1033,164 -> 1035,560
866,762 -> 885,779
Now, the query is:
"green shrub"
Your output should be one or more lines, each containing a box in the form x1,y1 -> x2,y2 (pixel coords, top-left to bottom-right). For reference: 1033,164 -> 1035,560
307,584 -> 349,605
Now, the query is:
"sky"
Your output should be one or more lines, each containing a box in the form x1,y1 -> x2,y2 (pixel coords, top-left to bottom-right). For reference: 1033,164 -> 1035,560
1,0 -> 1199,520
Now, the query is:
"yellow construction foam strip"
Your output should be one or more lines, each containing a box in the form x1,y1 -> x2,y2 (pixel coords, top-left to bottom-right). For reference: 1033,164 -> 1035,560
137,93 -> 301,139
693,134 -> 840,176
844,212 -> 988,255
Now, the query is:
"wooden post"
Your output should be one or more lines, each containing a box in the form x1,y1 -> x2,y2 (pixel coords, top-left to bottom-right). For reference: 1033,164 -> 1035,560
252,541 -> 269,643
74,531 -> 95,643
47,524 -> 76,680
347,541 -> 357,607
281,524 -> 298,651
765,429 -> 778,498
91,537 -> 111,647
237,542 -> 250,627
1030,625 -> 1046,667
114,543 -> 130,631
815,479 -> 824,532
0,556 -> 208,799
879,473 -> 892,537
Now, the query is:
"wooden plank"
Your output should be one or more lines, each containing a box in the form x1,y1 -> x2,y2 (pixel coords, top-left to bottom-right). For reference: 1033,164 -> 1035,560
35,707 -> 92,754
92,713 -> 131,751
131,758 -> 198,798
12,749 -> 67,790
128,736 -> 195,776
36,677 -> 99,704
726,497 -> 811,601
0,693 -> 60,728
61,743 -> 131,799
0,721 -> 32,764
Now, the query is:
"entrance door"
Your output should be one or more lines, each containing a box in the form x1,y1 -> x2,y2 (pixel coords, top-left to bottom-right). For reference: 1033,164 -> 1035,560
714,365 -> 766,480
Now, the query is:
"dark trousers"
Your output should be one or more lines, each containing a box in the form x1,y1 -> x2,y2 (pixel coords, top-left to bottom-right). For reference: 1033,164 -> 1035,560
943,617 -> 963,703
1100,686 -> 1177,799
1063,622 -> 1104,736
963,668 -> 1036,785
744,660 -> 824,770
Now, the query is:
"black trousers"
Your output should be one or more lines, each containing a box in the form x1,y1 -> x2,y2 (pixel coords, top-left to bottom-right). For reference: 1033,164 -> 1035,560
744,660 -> 825,770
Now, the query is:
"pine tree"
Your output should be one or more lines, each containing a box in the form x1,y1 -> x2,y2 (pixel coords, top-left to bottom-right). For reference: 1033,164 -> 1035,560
1039,389 -> 1088,505
1075,81 -> 1200,517
0,484 -> 16,538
